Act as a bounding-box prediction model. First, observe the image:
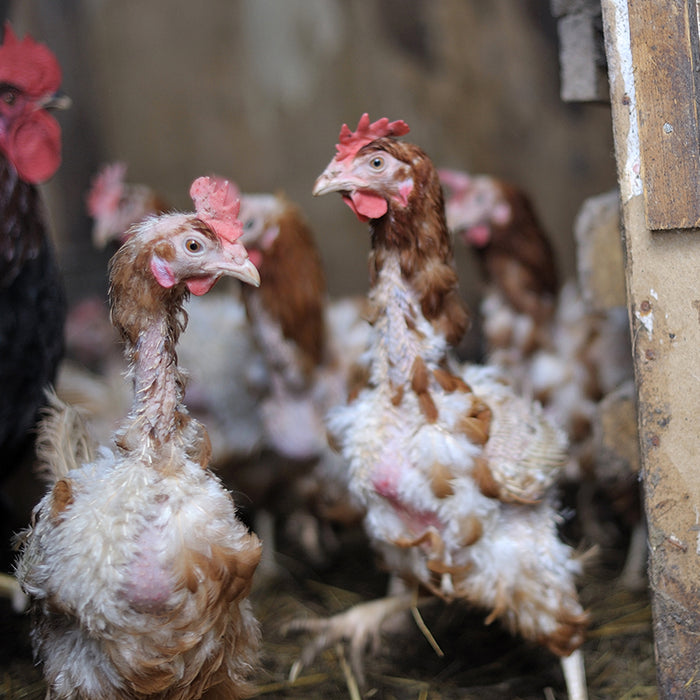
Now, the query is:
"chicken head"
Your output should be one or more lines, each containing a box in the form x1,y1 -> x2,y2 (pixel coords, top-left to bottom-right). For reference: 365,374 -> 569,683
0,22 -> 68,183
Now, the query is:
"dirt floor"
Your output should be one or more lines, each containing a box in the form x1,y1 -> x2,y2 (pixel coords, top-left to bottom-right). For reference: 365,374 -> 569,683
0,502 -> 658,700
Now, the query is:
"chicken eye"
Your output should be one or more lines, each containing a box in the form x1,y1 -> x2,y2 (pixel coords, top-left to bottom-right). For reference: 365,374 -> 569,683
244,219 -> 255,231
2,90 -> 16,106
369,156 -> 385,171
185,238 -> 203,253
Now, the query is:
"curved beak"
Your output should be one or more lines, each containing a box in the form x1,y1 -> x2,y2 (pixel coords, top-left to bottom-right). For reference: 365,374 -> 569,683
212,240 -> 260,287
216,256 -> 260,287
312,160 -> 355,197
39,91 -> 72,111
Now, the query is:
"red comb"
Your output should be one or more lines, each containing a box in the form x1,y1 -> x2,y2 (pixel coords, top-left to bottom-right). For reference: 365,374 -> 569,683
86,162 -> 127,218
189,176 -> 243,244
334,113 -> 410,161
0,22 -> 62,96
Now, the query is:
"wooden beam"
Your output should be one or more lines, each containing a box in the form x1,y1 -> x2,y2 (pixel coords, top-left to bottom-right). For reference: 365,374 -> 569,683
627,0 -> 700,230
602,1 -> 700,696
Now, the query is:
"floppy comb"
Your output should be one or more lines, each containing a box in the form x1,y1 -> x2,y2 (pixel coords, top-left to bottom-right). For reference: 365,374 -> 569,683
189,176 -> 243,244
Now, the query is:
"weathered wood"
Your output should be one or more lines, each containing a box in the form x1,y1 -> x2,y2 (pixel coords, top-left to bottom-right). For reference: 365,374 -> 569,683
551,0 -> 609,102
627,0 -> 700,230
603,1 -> 700,696
574,189 -> 625,310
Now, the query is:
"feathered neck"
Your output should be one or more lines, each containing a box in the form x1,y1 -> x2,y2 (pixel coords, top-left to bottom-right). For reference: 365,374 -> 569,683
0,156 -> 47,285
479,182 -> 559,321
108,235 -> 194,462
366,142 -> 468,354
244,201 -> 327,377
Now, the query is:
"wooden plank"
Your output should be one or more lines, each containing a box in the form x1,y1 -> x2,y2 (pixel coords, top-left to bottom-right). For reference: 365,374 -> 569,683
603,1 -> 700,696
627,0 -> 700,230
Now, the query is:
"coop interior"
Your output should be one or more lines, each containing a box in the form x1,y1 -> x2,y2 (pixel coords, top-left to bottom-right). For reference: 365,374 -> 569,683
0,1 -> 678,698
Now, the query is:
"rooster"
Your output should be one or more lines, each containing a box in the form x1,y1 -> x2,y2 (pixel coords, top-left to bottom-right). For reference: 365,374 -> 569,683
16,177 -> 262,699
0,23 -> 68,477
287,115 -> 589,700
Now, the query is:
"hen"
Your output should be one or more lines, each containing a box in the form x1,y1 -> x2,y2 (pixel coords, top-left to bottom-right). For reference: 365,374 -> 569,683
439,170 -> 632,479
75,163 -> 265,463
288,115 -> 588,700
235,190 -> 369,542
16,177 -> 262,699
87,161 -> 169,249
0,23 -> 68,476
439,171 -> 641,583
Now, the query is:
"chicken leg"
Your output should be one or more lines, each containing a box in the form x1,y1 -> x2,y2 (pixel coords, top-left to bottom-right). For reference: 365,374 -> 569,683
285,592 -> 421,685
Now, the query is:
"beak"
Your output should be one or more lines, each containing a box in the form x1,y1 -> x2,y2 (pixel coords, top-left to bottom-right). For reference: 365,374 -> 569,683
210,240 -> 261,287
312,161 -> 355,197
229,257 -> 260,287
38,91 -> 72,111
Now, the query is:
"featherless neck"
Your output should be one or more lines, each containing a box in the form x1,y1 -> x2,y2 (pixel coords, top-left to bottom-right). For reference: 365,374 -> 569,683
367,252 -> 449,388
109,246 -> 190,456
128,314 -> 187,447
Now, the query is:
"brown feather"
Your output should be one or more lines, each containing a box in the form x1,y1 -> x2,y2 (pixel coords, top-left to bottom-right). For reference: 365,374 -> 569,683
367,140 -> 470,347
476,181 -> 559,322
49,479 -> 74,523
471,456 -> 501,499
249,199 -> 326,375
429,462 -> 454,498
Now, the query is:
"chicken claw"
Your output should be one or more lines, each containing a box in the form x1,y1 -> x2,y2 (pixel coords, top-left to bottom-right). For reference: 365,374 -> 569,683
284,593 -> 418,685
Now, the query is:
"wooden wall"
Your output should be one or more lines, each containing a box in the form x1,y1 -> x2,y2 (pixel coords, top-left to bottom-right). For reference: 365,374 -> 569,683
13,0 -> 616,310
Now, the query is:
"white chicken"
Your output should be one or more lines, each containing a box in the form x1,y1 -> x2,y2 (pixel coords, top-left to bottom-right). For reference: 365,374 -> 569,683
16,177 -> 263,699
287,115 -> 589,700
439,170 -> 632,480
440,171 -> 642,588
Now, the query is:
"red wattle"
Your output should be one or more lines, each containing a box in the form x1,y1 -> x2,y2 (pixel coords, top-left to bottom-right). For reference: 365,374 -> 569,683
187,277 -> 217,296
342,191 -> 388,222
463,224 -> 492,248
7,111 -> 61,184
247,249 -> 263,269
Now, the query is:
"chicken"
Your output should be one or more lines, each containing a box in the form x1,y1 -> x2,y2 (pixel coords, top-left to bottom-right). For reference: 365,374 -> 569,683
0,23 -> 68,477
439,171 -> 641,585
76,163 -> 265,464
16,177 -> 263,699
235,190 -> 369,542
286,115 -> 588,700
439,169 -> 632,480
87,161 -> 169,248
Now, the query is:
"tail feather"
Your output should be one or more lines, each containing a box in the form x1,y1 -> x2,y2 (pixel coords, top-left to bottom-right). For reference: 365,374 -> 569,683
35,389 -> 95,483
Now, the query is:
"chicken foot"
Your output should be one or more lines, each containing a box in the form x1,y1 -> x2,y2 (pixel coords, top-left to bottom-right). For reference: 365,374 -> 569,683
284,592 -> 427,685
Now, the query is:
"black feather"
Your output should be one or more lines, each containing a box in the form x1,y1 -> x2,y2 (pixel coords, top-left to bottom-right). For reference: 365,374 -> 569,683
0,157 -> 65,476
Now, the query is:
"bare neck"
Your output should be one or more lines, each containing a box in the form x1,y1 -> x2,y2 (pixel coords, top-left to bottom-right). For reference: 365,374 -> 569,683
109,243 -> 190,458
365,197 -> 468,386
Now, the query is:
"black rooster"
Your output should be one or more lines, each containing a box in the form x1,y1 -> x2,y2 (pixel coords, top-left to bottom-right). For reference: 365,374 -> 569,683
0,23 -> 67,479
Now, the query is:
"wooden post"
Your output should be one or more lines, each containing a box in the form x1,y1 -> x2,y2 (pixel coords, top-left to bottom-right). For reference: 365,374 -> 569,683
602,1 -> 700,695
